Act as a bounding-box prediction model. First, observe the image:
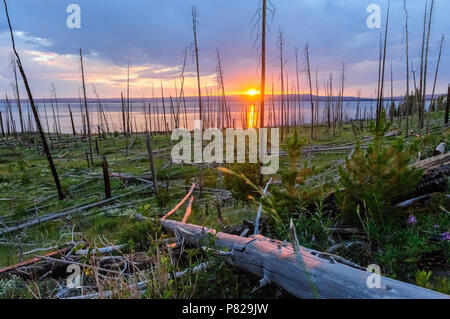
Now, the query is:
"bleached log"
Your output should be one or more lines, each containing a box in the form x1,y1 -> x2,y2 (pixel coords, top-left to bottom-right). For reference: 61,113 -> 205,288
74,245 -> 126,256
395,194 -> 432,208
433,142 -> 445,156
0,185 -> 152,236
159,219 -> 449,299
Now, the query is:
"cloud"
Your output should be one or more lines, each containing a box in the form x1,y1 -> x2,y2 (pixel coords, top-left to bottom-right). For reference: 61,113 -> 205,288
0,0 -> 448,98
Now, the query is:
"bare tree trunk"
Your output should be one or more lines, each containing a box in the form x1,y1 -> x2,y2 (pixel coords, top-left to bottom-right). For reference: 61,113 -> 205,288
0,111 -> 4,137
260,0 -> 266,129
404,0 -> 410,137
421,0 -> 434,130
68,104 -> 76,136
192,6 -> 202,123
80,48 -> 94,166
146,134 -> 158,194
418,0 -> 428,129
425,34 -> 444,134
121,92 -> 126,136
11,55 -> 24,134
3,0 -> 64,200
102,156 -> 111,199
295,47 -> 301,127
305,44 -> 314,141
279,31 -> 285,140
377,1 -> 390,130
445,84 -> 450,125
160,80 -> 168,132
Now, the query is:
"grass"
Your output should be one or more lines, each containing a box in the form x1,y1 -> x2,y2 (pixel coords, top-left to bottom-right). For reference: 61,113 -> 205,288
0,111 -> 449,298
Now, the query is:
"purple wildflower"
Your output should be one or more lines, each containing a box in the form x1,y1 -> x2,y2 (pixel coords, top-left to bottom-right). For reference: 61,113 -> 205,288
433,224 -> 440,229
407,215 -> 417,225
441,231 -> 450,241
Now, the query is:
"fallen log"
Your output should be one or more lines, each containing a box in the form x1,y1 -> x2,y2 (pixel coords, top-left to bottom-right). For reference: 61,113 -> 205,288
413,152 -> 450,195
159,218 -> 449,299
0,247 -> 69,279
0,185 -> 152,236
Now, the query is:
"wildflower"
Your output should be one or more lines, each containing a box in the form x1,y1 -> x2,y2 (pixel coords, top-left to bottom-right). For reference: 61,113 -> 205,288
441,231 -> 450,241
407,215 -> 417,225
433,224 -> 439,229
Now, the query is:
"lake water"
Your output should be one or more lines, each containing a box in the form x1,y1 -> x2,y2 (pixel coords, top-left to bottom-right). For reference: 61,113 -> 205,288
0,97 -> 425,134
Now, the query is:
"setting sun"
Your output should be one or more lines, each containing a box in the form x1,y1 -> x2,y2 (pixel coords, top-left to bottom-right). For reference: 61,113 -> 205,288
246,89 -> 260,96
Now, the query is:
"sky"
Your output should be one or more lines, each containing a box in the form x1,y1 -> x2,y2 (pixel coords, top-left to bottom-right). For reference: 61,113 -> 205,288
0,0 -> 448,99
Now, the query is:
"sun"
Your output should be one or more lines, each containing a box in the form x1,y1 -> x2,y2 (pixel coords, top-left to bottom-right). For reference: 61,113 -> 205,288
246,89 -> 260,96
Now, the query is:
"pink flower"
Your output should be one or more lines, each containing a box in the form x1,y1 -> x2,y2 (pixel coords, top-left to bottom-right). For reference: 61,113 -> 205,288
407,215 -> 417,225
441,231 -> 450,241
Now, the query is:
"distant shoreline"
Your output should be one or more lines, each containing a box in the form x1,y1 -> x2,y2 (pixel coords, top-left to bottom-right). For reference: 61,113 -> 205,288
0,93 -> 445,104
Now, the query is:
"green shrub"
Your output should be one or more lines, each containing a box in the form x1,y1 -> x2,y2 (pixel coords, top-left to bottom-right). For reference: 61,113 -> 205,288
223,162 -> 259,201
337,113 -> 423,225
271,130 -> 313,218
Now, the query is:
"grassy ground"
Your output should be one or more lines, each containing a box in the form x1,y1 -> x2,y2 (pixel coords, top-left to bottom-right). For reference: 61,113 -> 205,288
0,111 -> 449,298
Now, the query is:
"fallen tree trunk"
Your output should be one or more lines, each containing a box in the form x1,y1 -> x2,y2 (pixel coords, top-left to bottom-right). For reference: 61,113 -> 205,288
159,218 -> 449,299
0,185 -> 152,236
413,152 -> 450,195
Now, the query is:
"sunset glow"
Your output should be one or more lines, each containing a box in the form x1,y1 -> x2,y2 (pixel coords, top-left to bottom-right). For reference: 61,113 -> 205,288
246,89 -> 260,96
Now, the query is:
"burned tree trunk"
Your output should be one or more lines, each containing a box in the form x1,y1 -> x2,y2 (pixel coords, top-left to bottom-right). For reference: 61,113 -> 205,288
445,84 -> 449,125
102,156 -> 111,199
3,0 -> 64,200
146,134 -> 158,194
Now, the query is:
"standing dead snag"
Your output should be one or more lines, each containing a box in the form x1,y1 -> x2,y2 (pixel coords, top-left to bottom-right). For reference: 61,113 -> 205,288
445,84 -> 450,125
68,104 -> 76,136
192,6 -> 202,123
80,48 -> 94,166
102,156 -> 111,199
146,134 -> 158,194
425,34 -> 444,134
259,0 -> 267,129
403,0 -> 410,137
376,0 -> 390,130
10,55 -> 24,134
3,0 -> 64,200
305,44 -> 314,141
421,0 -> 435,130
256,0 -> 268,187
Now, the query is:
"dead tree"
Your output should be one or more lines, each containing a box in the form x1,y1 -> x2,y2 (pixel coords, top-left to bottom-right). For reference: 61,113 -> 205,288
0,111 -> 4,137
305,44 -> 314,141
192,6 -> 202,123
445,84 -> 450,125
146,134 -> 158,194
295,47 -> 301,127
403,0 -> 410,137
157,218 -> 448,299
259,0 -> 267,129
376,1 -> 390,130
3,0 -> 64,200
80,48 -> 94,166
68,104 -> 76,136
102,156 -> 111,199
425,34 -> 444,133
10,55 -> 24,134
279,31 -> 285,140
418,0 -> 428,129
